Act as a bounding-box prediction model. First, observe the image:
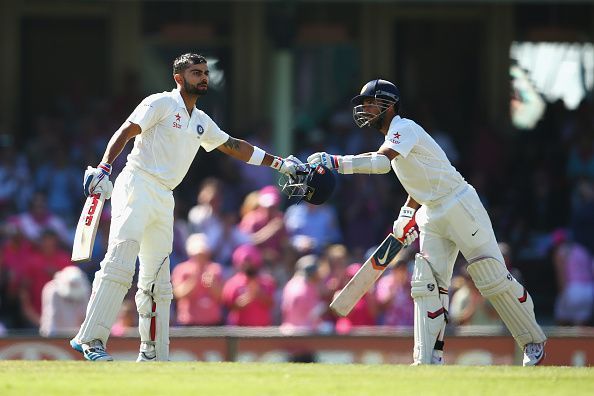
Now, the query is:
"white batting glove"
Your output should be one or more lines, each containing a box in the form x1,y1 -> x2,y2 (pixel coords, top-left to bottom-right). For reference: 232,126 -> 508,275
393,206 -> 419,246
270,155 -> 306,179
307,152 -> 342,171
83,163 -> 113,199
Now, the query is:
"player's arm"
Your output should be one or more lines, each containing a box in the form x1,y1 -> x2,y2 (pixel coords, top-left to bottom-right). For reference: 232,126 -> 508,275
100,121 -> 142,165
217,136 -> 303,177
307,146 -> 399,175
83,122 -> 142,199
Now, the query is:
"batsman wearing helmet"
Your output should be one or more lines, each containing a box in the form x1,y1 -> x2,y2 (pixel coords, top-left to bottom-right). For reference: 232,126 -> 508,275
70,53 -> 304,362
308,79 -> 546,366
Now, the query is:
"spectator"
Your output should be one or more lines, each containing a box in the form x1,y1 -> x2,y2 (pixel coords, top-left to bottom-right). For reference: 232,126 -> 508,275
172,233 -> 224,326
280,254 -> 326,333
0,222 -> 35,323
0,144 -> 32,215
10,192 -> 71,246
551,229 -> 594,326
376,261 -> 414,326
19,229 -> 71,327
449,268 -> 502,326
34,146 -> 79,221
285,201 -> 342,255
239,185 -> 288,264
222,244 -> 276,326
188,178 -> 250,266
318,244 -> 350,305
39,266 -> 91,337
570,179 -> 594,253
335,263 -> 378,334
111,299 -> 137,337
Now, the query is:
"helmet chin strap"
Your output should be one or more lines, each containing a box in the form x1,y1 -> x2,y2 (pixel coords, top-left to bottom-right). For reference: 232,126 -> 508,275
368,105 -> 391,129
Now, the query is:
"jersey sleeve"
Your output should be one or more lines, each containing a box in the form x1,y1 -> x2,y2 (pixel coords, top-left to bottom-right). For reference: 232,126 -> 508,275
200,113 -> 230,152
380,122 -> 419,158
128,93 -> 175,132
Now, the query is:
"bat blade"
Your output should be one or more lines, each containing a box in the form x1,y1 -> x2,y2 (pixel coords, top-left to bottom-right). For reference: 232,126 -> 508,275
330,233 -> 402,317
71,193 -> 105,263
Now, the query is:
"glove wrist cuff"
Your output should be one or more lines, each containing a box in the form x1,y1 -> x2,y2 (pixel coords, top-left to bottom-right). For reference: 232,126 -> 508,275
399,206 -> 416,219
270,156 -> 284,171
98,162 -> 112,175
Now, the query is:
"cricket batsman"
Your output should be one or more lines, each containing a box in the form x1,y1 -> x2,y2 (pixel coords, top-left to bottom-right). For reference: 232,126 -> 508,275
70,53 -> 304,361
308,79 -> 546,366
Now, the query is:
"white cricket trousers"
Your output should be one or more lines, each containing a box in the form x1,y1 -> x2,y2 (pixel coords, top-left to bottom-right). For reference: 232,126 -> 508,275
110,167 -> 174,288
415,183 -> 504,288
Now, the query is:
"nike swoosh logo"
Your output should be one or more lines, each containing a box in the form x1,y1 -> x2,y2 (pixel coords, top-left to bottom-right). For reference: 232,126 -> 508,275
472,229 -> 479,236
377,241 -> 392,265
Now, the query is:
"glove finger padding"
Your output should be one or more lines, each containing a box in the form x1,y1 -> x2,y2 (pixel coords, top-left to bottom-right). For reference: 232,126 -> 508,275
93,178 -> 114,200
306,152 -> 324,165
402,226 -> 419,246
307,152 -> 340,171
397,217 -> 418,246
279,155 -> 306,178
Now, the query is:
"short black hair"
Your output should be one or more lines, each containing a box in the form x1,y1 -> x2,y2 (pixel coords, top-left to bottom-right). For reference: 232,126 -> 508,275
173,53 -> 207,74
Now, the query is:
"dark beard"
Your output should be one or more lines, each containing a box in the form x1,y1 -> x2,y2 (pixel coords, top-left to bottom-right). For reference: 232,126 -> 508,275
184,80 -> 208,96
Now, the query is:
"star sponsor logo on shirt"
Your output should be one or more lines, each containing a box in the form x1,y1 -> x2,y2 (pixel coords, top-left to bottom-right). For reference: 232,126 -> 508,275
173,113 -> 182,129
389,131 -> 401,145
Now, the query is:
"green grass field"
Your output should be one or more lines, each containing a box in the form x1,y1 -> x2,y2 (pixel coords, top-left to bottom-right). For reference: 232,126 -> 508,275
0,361 -> 592,396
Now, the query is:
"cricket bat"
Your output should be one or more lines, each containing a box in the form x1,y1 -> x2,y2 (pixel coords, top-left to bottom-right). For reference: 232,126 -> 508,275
71,192 -> 105,263
330,233 -> 403,317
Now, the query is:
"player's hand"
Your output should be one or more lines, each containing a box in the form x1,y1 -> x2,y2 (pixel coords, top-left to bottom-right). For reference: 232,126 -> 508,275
83,163 -> 113,199
271,155 -> 306,179
393,206 -> 418,246
307,152 -> 341,171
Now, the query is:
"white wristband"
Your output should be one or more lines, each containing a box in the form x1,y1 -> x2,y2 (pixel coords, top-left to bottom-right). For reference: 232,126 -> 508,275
248,146 -> 266,165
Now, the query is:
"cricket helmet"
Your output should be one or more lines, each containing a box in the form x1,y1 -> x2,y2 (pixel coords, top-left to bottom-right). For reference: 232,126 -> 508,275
351,79 -> 400,128
280,164 -> 335,205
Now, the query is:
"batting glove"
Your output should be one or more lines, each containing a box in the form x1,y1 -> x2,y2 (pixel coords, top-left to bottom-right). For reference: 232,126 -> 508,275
270,155 -> 306,179
393,206 -> 419,246
307,152 -> 341,171
83,162 -> 113,199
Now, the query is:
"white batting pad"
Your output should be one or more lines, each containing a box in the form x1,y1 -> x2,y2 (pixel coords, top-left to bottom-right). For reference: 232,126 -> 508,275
410,254 -> 447,365
467,257 -> 546,348
136,257 -> 173,361
75,240 -> 139,345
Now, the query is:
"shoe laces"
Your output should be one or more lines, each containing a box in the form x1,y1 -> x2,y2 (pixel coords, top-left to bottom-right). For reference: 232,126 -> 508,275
87,340 -> 106,351
525,343 -> 542,355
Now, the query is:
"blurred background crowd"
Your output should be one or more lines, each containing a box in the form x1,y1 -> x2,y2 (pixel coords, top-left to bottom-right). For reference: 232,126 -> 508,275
0,0 -> 593,338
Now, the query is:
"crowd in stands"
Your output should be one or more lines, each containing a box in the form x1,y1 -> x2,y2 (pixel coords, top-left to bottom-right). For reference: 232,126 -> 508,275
1,86 -> 593,337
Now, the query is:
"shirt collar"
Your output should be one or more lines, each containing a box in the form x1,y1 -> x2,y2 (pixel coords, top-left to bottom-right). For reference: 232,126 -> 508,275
172,88 -> 196,112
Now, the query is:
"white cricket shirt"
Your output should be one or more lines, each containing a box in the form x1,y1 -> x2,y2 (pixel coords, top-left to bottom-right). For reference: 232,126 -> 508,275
380,115 -> 466,205
126,89 -> 229,190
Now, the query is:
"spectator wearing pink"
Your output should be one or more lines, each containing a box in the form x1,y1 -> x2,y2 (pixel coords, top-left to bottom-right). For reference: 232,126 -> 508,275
10,192 -> 71,246
335,263 -> 378,334
40,266 -> 91,337
172,233 -> 224,326
111,299 -> 137,337
20,229 -> 71,327
222,244 -> 276,326
376,261 -> 414,326
239,185 -> 288,263
280,255 -> 326,333
1,221 -> 35,297
552,229 -> 594,326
